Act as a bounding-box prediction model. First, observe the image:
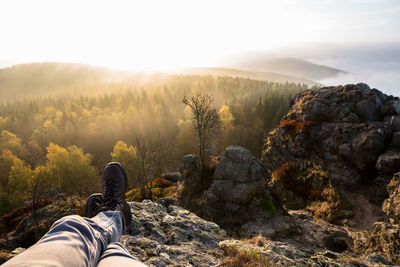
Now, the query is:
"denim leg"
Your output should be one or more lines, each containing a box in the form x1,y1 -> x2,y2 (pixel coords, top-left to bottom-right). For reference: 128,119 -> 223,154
97,242 -> 147,267
2,211 -> 124,267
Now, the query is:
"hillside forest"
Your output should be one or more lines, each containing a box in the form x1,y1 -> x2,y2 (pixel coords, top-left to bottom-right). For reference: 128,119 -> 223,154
0,64 -> 312,215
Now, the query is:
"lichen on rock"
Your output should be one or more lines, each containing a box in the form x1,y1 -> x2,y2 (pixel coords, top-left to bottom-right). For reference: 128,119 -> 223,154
262,83 -> 399,224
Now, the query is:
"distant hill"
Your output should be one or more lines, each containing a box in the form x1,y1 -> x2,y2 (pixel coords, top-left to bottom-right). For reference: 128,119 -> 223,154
0,62 -> 163,102
168,67 -> 318,86
232,57 -> 347,81
0,62 -> 319,102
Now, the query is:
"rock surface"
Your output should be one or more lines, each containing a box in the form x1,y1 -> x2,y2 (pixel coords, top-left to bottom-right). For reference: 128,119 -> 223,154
199,146 -> 280,224
122,200 -> 227,267
1,198 -> 398,266
178,146 -> 291,237
355,222 -> 400,265
262,83 -> 400,224
219,239 -> 390,267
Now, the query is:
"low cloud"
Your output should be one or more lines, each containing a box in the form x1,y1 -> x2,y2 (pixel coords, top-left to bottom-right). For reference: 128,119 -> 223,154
318,70 -> 400,96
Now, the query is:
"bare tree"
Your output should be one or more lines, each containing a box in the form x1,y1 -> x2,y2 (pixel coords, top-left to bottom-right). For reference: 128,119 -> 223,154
132,136 -> 170,200
182,93 -> 221,170
133,136 -> 150,199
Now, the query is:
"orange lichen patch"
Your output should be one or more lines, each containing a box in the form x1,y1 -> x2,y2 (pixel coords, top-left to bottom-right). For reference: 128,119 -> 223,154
272,164 -> 290,179
278,119 -> 316,136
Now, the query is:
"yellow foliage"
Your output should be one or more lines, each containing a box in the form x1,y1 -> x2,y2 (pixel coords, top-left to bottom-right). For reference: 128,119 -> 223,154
219,105 -> 235,128
45,143 -> 97,195
0,150 -> 18,186
0,131 -> 23,156
111,141 -> 137,184
8,157 -> 33,201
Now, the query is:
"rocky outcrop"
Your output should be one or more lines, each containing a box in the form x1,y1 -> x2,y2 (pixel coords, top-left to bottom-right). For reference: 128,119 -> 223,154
198,146 -> 281,224
122,200 -> 226,266
3,199 -> 398,266
262,83 -> 400,223
177,146 -> 293,238
0,199 -> 227,266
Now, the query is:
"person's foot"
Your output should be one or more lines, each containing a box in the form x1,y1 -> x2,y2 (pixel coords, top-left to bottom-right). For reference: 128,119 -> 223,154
94,162 -> 132,227
84,193 -> 103,218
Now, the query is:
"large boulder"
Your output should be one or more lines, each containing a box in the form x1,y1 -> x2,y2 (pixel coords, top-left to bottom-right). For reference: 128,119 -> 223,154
198,146 -> 282,226
209,146 -> 268,204
262,84 -> 399,224
178,146 -> 290,237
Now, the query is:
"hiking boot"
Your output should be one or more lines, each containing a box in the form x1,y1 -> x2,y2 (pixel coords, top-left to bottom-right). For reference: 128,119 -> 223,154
94,162 -> 132,227
84,193 -> 103,218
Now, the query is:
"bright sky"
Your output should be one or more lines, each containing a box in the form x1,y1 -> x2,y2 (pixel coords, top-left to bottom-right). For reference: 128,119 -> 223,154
0,0 -> 399,70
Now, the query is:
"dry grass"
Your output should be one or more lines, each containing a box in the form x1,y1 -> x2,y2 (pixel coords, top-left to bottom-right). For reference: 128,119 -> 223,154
220,245 -> 271,267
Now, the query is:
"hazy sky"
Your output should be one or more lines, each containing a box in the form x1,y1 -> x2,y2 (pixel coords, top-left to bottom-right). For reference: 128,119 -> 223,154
1,0 -> 399,70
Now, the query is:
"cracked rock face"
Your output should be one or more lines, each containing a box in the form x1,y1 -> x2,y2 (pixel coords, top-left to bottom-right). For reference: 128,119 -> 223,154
262,83 -> 400,223
121,200 -> 226,267
195,146 -> 289,230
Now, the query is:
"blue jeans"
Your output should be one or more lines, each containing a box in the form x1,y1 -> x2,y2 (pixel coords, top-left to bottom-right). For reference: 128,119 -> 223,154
2,211 -> 146,267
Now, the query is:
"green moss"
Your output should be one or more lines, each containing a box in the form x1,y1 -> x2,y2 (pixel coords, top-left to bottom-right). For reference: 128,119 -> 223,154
260,198 -> 276,214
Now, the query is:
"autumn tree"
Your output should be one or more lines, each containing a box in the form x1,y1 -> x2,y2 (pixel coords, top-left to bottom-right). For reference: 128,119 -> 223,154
45,143 -> 97,195
182,94 -> 221,170
0,131 -> 24,157
7,157 -> 32,201
0,150 -> 18,187
110,141 -> 137,187
30,165 -> 55,230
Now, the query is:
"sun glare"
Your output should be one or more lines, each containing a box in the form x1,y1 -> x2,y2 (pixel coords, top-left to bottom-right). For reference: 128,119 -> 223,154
0,0 -> 327,71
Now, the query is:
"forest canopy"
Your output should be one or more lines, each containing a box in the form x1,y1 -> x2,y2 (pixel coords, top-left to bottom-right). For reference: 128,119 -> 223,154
0,71 -> 313,215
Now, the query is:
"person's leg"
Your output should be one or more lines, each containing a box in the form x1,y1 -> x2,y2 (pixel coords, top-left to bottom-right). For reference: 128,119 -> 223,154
97,242 -> 147,267
2,210 -> 124,267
